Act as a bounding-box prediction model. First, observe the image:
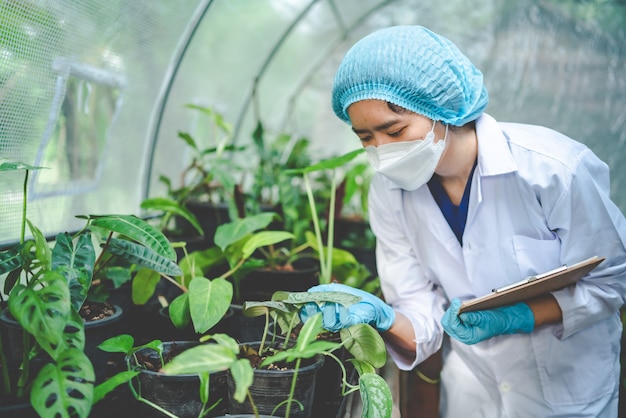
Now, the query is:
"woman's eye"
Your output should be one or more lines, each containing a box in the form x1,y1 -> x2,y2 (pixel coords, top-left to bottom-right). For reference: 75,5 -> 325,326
388,128 -> 404,137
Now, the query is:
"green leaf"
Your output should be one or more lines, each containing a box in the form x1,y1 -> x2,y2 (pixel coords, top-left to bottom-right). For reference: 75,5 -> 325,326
295,312 -> 324,351
279,291 -> 361,307
26,219 -> 52,270
162,343 -> 237,375
229,358 -> 254,404
214,213 -> 278,251
241,231 -> 294,260
199,371 -> 210,404
140,197 -> 204,236
131,267 -> 161,305
284,148 -> 364,175
179,247 -> 225,278
359,372 -> 393,418
52,232 -> 95,311
0,160 -> 47,171
98,334 -> 135,354
63,307 -> 86,351
168,292 -> 191,328
349,358 -> 377,376
93,370 -> 139,404
242,301 -> 291,318
106,238 -> 182,276
3,268 -> 22,295
252,120 -> 264,150
189,277 -> 233,333
30,348 -> 95,418
0,246 -> 21,275
340,324 -> 387,368
178,131 -> 198,151
206,333 -> 240,353
292,341 -> 339,359
91,215 -> 176,261
100,266 -> 132,288
9,272 -> 70,360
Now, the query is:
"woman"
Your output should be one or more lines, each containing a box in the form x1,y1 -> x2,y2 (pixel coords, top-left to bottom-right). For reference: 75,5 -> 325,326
301,25 -> 626,417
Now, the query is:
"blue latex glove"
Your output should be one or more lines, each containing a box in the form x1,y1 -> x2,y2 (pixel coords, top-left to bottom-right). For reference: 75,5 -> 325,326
441,298 -> 535,345
299,283 -> 395,333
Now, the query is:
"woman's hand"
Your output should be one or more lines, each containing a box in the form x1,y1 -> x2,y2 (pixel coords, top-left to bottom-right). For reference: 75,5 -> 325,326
441,298 -> 535,344
299,283 -> 396,332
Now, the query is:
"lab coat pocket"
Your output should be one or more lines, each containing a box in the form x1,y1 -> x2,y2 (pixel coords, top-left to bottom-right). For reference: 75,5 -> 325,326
530,315 -> 620,406
512,235 -> 560,278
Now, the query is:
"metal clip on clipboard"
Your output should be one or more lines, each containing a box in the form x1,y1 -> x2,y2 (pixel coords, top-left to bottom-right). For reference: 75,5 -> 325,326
492,265 -> 568,293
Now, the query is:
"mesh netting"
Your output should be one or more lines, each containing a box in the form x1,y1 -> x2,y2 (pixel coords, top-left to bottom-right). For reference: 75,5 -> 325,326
1,0 -> 201,245
1,0 -> 625,247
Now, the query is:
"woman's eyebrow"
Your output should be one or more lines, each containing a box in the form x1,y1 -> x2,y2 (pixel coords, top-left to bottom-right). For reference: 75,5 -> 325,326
352,119 -> 401,135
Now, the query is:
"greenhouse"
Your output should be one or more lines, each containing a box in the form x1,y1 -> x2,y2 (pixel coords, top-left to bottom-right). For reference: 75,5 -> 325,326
1,0 -> 625,417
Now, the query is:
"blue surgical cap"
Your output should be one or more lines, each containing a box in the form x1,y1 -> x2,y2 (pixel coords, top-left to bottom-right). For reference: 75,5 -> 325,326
332,26 -> 489,126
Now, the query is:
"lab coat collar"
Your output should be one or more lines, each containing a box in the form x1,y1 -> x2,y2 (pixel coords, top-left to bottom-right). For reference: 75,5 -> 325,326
380,113 -> 517,191
475,113 -> 518,177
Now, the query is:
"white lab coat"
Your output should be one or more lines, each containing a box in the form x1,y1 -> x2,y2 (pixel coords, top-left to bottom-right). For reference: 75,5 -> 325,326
368,113 -> 626,417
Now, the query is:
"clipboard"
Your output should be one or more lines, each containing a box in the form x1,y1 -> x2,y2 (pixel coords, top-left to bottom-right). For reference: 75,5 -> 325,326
458,255 -> 605,314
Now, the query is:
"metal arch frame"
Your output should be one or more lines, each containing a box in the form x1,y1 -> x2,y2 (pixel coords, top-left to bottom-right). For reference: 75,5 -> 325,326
230,0 -> 322,145
143,0 -> 399,198
230,0 -> 398,145
142,0 -> 215,200
279,0 -> 396,132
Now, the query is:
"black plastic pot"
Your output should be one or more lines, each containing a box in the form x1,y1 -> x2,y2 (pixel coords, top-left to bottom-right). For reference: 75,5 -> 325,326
126,341 -> 228,418
227,342 -> 324,418
0,304 -> 123,383
237,258 -> 319,303
0,399 -> 37,418
214,415 -> 277,417
185,200 -> 231,249
83,304 -> 124,382
268,326 -> 356,417
228,303 -> 266,343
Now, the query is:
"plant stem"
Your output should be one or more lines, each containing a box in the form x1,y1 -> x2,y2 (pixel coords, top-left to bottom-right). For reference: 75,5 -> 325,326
258,312 -> 269,355
20,170 -> 28,244
16,329 -> 31,398
246,388 -> 260,418
324,351 -> 359,394
158,273 -> 188,292
326,169 -> 337,281
93,232 -> 114,273
0,331 -> 11,396
218,257 -> 246,281
284,357 -> 302,418
304,174 -> 328,283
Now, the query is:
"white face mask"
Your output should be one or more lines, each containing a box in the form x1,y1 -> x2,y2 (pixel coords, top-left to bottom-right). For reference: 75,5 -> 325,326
365,120 -> 447,191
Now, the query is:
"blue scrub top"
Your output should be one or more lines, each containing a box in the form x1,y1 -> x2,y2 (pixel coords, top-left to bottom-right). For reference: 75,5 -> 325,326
427,160 -> 477,245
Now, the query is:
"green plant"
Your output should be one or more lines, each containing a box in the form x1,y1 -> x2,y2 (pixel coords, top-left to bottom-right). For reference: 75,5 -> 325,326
335,158 -> 373,221
139,196 -> 205,238
159,211 -> 309,334
116,289 -> 392,418
240,290 -> 393,418
245,121 -> 314,238
0,160 -> 181,417
153,104 -> 248,227
97,334 -> 229,418
163,212 -> 314,307
284,148 -> 367,285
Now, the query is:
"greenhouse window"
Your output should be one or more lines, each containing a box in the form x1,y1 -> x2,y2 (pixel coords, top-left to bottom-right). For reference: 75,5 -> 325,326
30,57 -> 126,198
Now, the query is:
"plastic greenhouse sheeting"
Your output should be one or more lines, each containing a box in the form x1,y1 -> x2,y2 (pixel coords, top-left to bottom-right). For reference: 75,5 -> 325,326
1,0 -> 625,247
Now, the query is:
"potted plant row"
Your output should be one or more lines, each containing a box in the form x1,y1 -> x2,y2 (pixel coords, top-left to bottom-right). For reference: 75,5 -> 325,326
0,160 -> 183,418
99,288 -> 393,418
